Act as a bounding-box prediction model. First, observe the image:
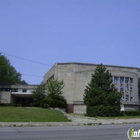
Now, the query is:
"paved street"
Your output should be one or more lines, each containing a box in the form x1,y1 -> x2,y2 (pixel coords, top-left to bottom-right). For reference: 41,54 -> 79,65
0,124 -> 139,140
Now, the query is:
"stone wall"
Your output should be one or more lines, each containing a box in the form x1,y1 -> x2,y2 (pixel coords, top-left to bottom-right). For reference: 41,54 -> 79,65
124,104 -> 140,111
74,105 -> 86,114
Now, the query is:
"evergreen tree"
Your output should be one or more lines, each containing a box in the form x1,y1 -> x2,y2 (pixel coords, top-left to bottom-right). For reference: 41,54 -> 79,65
84,64 -> 121,116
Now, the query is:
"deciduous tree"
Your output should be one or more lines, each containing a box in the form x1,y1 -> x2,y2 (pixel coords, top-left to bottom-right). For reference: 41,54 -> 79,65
32,79 -> 66,108
0,53 -> 27,85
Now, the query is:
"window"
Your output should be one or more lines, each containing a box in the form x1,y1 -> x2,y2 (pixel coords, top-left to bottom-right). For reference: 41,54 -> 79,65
12,89 -> 18,92
22,89 -> 27,92
50,75 -> 54,80
47,75 -> 54,82
113,76 -> 133,102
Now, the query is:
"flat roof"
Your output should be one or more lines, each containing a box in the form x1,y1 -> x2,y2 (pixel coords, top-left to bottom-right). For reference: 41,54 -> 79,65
0,85 -> 38,89
56,62 -> 140,70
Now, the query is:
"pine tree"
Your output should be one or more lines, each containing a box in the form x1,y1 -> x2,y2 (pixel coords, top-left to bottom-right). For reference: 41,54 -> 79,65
83,64 -> 121,116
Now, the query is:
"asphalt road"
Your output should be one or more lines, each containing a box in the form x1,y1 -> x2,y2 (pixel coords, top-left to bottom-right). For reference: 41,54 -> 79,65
0,124 -> 139,140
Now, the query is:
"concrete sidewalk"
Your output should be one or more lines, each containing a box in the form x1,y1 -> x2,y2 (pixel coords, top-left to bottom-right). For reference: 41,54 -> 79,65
66,113 -> 140,124
0,113 -> 140,127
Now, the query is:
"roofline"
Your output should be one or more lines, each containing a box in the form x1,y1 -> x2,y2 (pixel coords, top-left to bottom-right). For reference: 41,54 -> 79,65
0,85 -> 39,88
0,84 -> 39,86
56,62 -> 140,70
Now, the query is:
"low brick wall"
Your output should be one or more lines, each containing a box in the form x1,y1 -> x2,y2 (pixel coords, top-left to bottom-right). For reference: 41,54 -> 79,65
67,104 -> 73,113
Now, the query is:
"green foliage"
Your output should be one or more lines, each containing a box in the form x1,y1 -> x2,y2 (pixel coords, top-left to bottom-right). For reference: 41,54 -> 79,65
41,103 -> 49,108
121,110 -> 140,116
43,79 -> 67,108
0,53 -> 27,85
32,79 -> 67,108
87,105 -> 121,117
20,80 -> 27,85
0,103 -> 21,107
84,64 -> 121,116
32,83 -> 46,107
42,96 -> 67,108
46,79 -> 64,97
138,78 -> 140,97
30,103 -> 37,107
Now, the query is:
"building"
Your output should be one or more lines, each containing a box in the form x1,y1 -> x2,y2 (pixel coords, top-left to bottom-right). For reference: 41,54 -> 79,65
0,85 -> 38,106
43,62 -> 140,114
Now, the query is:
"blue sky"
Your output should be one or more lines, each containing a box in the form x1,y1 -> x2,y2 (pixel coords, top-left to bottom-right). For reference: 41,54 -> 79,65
0,0 -> 140,84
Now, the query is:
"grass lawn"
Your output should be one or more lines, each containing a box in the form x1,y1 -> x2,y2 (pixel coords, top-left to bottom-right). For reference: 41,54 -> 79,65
0,107 -> 70,122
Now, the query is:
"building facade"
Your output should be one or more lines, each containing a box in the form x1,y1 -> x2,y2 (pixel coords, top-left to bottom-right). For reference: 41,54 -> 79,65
0,85 -> 37,106
43,63 -> 140,114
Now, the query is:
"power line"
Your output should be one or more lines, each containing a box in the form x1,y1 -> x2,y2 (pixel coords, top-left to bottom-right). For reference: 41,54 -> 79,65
0,67 -> 88,82
0,67 -> 90,82
0,52 -> 91,82
22,73 -> 89,82
22,74 -> 89,82
22,74 -> 43,78
2,52 -> 52,67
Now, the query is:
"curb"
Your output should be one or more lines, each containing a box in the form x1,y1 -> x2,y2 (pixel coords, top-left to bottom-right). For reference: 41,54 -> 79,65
0,121 -> 140,127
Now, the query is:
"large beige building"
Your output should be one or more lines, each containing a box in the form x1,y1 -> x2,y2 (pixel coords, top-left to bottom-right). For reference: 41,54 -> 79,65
43,63 -> 140,114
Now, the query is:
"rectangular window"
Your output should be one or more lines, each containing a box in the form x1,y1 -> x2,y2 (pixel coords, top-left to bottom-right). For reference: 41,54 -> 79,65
22,89 -> 27,92
130,78 -> 133,86
12,89 -> 18,92
125,77 -> 129,83
113,76 -> 134,102
114,77 -> 119,85
50,75 -> 54,80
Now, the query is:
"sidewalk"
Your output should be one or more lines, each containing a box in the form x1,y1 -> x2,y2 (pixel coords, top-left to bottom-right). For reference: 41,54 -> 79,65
0,112 -> 140,127
65,113 -> 140,125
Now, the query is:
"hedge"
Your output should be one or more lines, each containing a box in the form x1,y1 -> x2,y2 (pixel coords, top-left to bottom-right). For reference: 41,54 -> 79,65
0,103 -> 21,107
41,97 -> 67,108
87,105 -> 121,117
121,110 -> 140,116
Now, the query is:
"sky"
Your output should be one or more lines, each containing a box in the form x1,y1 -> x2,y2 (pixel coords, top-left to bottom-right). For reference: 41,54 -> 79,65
0,0 -> 140,84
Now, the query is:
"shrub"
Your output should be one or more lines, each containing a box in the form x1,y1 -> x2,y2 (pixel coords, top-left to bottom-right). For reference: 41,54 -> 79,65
41,96 -> 67,108
16,104 -> 21,107
42,104 -> 49,108
30,103 -> 39,107
121,110 -> 140,116
0,103 -> 21,107
49,98 -> 67,108
87,105 -> 121,117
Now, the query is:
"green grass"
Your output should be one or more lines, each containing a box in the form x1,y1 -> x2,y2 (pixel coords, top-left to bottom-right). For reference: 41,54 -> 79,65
0,107 -> 70,122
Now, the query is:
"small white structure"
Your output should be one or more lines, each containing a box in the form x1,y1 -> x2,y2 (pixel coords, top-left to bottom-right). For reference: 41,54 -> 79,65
0,85 -> 38,106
